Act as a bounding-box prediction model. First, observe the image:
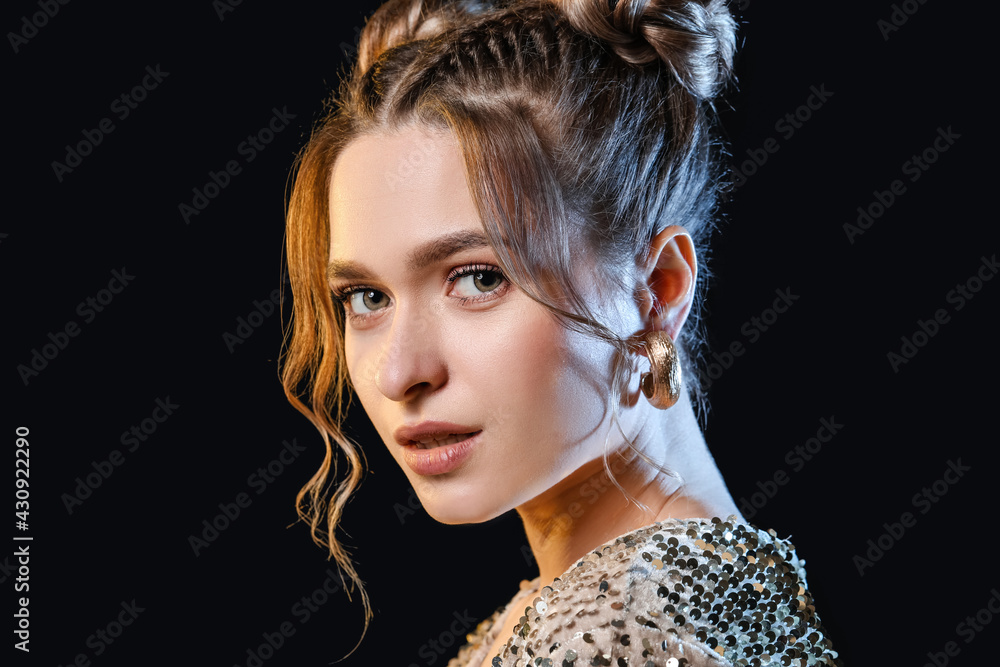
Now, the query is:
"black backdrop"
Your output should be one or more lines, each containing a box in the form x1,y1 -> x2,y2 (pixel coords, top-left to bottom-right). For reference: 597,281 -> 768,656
6,1 -> 995,666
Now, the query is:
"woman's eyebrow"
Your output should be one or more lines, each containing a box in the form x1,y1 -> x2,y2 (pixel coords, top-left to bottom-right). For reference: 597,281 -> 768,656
327,229 -> 490,284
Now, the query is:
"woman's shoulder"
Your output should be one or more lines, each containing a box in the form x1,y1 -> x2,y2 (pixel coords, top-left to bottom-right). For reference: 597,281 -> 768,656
498,515 -> 841,667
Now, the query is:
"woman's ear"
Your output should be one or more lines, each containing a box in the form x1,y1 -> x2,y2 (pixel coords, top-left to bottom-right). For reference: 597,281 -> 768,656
637,224 -> 697,340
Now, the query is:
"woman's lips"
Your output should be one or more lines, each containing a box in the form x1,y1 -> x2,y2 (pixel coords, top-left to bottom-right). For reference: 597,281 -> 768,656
394,420 -> 482,447
399,430 -> 482,475
408,432 -> 479,449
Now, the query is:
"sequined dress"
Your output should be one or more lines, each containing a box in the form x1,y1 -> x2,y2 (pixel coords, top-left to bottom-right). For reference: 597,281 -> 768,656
446,516 -> 840,667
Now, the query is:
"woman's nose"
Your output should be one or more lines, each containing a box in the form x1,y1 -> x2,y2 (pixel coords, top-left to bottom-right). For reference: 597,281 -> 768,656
371,304 -> 447,403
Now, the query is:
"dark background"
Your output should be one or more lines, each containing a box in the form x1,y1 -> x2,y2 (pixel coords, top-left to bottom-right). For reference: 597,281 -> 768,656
5,1 -> 994,665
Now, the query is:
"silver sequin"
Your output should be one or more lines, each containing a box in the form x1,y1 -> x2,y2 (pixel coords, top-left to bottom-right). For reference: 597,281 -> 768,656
447,516 -> 840,667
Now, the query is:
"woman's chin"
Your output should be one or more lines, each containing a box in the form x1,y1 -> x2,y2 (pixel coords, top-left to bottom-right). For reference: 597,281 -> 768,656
420,495 -> 509,526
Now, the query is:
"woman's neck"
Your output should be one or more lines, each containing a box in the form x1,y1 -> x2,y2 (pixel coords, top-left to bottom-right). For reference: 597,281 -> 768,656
515,390 -> 740,591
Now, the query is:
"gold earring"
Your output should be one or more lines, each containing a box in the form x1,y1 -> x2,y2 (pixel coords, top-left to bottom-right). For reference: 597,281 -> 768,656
640,330 -> 681,409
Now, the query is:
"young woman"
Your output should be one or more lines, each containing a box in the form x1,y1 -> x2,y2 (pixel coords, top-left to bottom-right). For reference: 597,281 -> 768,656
282,1 -> 840,665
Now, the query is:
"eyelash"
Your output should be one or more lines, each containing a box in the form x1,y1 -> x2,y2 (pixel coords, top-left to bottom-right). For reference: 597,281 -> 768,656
330,263 -> 509,322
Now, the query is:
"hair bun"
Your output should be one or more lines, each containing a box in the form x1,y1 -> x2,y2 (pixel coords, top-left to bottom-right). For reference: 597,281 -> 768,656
555,0 -> 736,99
355,0 -> 496,77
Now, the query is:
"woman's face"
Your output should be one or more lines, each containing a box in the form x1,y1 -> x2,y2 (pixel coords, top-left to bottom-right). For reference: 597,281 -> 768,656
327,124 -> 632,523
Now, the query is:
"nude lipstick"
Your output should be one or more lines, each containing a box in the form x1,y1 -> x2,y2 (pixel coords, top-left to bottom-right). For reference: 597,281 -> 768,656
394,421 -> 483,475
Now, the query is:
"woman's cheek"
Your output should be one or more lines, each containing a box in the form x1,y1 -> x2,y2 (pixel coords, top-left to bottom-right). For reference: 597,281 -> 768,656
343,333 -> 364,392
483,305 -> 591,464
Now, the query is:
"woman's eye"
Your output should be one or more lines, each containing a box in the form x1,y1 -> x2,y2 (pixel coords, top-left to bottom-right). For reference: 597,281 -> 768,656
451,269 -> 505,297
347,289 -> 389,314
334,265 -> 506,322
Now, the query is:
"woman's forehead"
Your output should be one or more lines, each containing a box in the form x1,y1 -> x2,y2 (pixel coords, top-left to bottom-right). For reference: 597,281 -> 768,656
329,127 -> 477,243
330,126 -> 461,198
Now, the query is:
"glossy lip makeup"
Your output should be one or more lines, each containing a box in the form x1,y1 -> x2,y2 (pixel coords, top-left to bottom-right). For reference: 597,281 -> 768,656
394,421 -> 483,475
